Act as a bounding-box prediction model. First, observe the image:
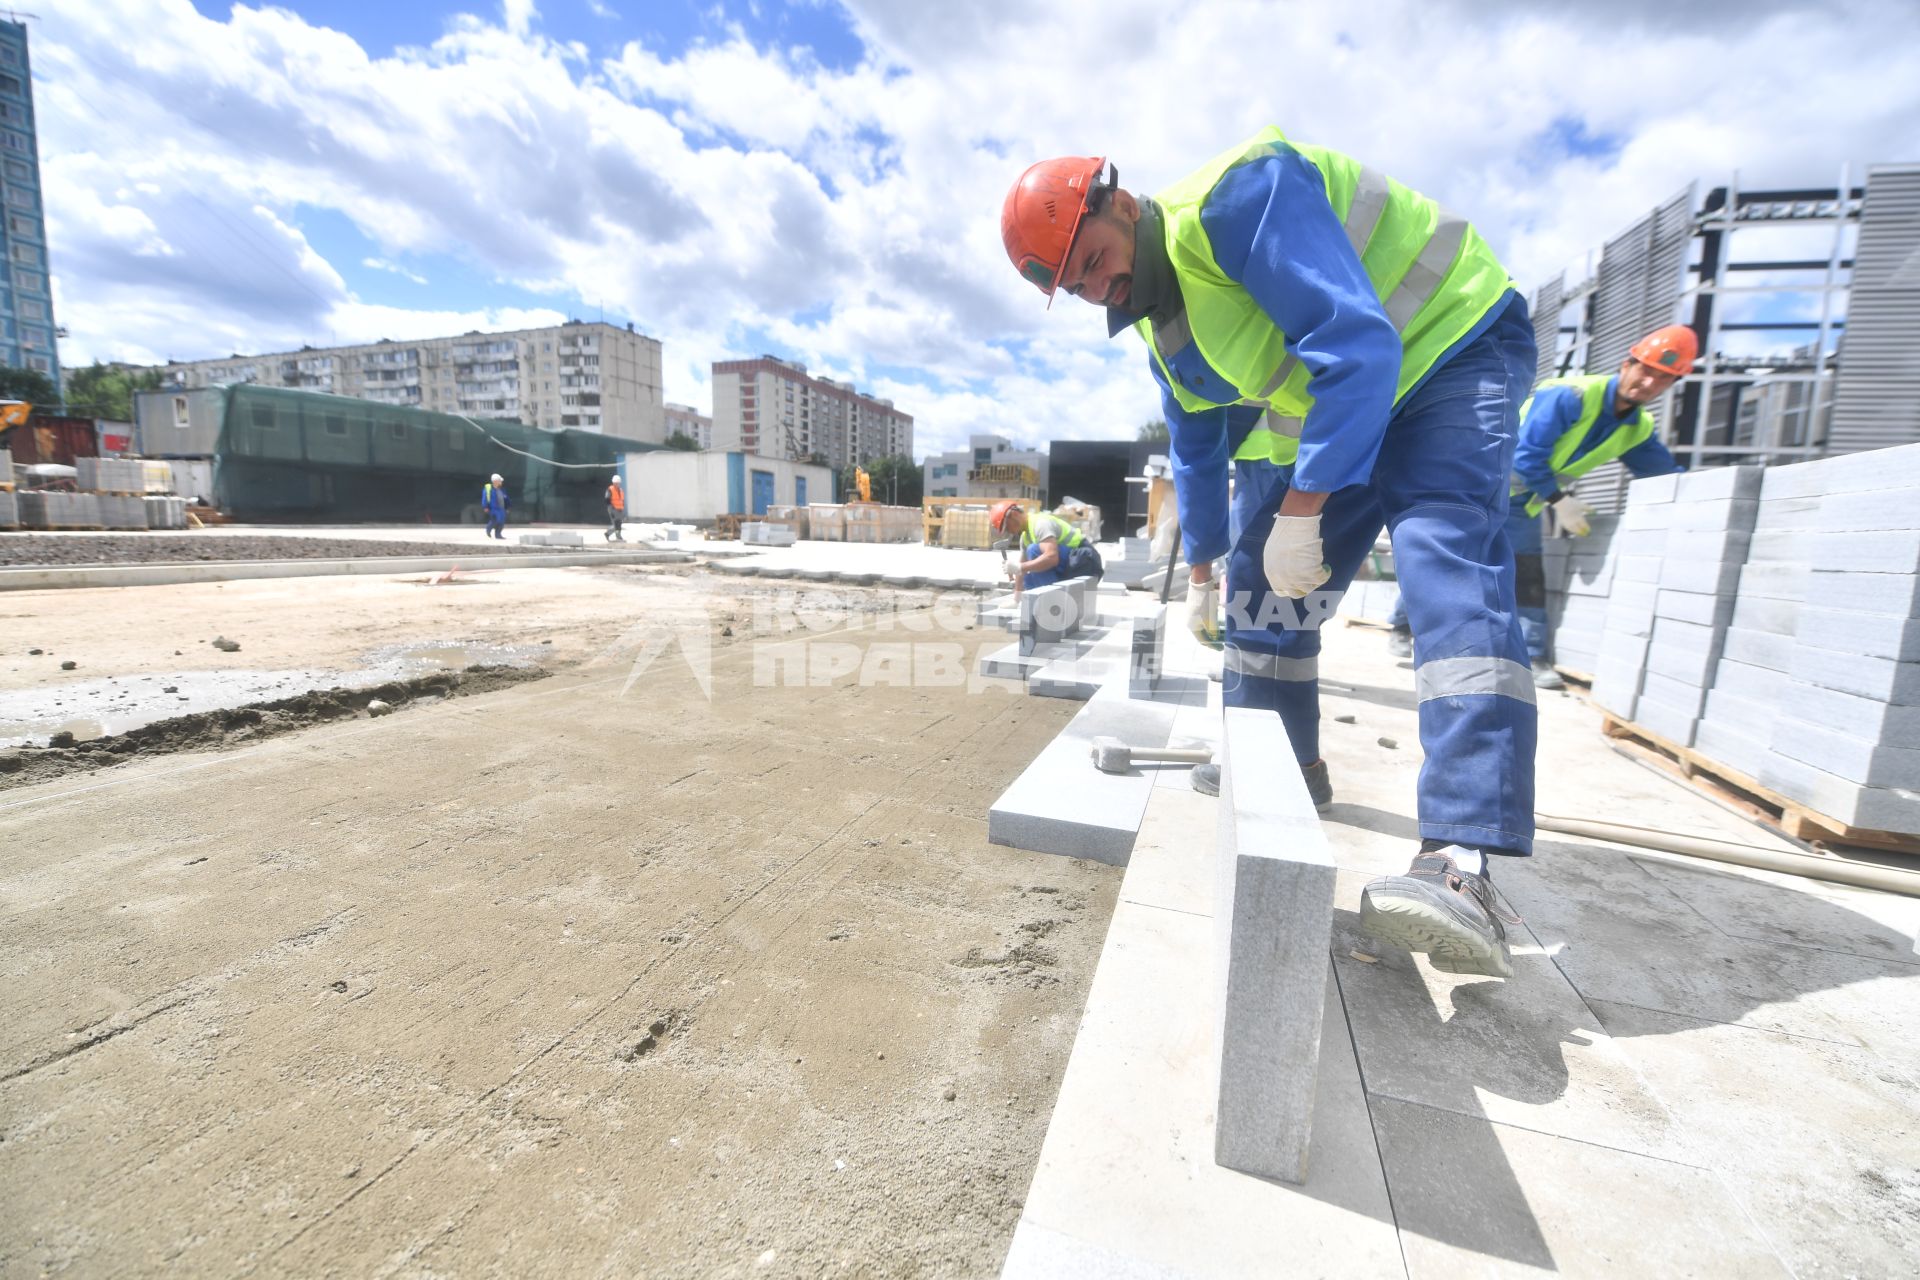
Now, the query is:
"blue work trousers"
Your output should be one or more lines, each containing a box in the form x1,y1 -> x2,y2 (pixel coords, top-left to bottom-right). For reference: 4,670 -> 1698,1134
1396,508 -> 1548,666
1222,301 -> 1539,855
1023,541 -> 1103,588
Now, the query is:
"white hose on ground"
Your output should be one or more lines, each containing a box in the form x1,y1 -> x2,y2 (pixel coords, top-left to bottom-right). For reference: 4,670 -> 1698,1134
1535,814 -> 1920,899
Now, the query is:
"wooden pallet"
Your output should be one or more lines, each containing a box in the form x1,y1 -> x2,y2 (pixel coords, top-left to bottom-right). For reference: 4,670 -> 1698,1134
1600,713 -> 1920,857
1553,663 -> 1593,688
22,523 -> 106,532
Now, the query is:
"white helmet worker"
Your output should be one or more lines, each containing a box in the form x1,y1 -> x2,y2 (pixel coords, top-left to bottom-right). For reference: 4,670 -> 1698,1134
490,473 -> 504,484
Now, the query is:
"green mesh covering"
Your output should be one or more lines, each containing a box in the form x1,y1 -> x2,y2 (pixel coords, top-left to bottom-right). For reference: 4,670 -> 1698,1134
214,385 -> 656,523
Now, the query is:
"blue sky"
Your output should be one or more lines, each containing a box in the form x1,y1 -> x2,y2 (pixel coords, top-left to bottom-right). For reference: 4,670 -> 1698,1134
38,1 -> 1920,455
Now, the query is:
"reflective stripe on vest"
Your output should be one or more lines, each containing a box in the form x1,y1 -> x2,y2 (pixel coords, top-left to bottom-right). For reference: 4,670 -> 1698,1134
1224,647 -> 1319,682
1136,126 -> 1512,468
1415,655 -> 1537,705
1509,375 -> 1657,516
1022,512 -> 1085,549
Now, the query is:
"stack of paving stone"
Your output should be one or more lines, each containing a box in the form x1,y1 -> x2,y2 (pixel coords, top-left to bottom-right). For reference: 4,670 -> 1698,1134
17,491 -> 102,529
1584,505 -> 1649,716
75,455 -> 145,494
1547,512 -> 1622,679
143,495 -> 189,530
0,447 -> 14,529
740,521 -> 796,547
1689,463 -> 1818,779
1625,467 -> 1761,745
1749,446 -> 1920,835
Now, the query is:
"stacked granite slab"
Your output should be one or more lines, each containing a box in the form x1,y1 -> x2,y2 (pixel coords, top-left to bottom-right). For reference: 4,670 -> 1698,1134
17,491 -> 102,529
143,495 -> 188,530
75,455 -> 145,493
97,493 -> 149,530
1547,512 -> 1622,679
740,521 -> 795,547
0,445 -> 12,485
1753,445 -> 1920,835
0,490 -> 15,529
1588,494 -> 1661,719
1627,467 -> 1762,746
1690,463 -> 1819,779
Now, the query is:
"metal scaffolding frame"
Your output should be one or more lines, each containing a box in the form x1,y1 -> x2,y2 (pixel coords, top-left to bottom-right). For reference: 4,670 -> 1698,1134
1529,164 -> 1920,513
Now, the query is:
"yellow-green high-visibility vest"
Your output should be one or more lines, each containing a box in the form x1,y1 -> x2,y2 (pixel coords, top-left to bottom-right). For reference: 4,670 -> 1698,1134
1511,375 -> 1656,516
1022,512 -> 1085,549
1135,126 -> 1513,466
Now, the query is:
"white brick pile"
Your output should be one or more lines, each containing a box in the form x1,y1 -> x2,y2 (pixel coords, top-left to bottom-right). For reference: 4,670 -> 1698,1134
75,456 -> 146,494
1567,444 -> 1920,837
1545,512 -> 1621,678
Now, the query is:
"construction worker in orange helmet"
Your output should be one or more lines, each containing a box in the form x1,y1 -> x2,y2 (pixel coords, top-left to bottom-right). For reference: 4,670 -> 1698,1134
1004,127 -> 1537,979
1502,322 -> 1696,687
990,499 -> 1103,597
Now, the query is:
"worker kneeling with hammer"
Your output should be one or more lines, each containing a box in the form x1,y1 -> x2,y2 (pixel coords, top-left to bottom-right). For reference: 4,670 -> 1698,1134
1003,128 -> 1536,978
991,500 -> 1104,596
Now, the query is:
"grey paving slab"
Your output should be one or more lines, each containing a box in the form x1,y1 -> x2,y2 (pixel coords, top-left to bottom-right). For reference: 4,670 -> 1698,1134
1615,553 -> 1665,584
1772,722 -> 1920,790
1677,464 -> 1764,504
1629,695 -> 1698,746
1787,643 -> 1920,704
1734,561 -> 1809,600
1720,626 -> 1796,671
1798,441 -> 1920,495
1653,588 -> 1735,628
1745,529 -> 1811,563
1759,459 -> 1826,500
1812,486 -> 1920,532
1727,592 -> 1800,635
1373,1096 -> 1790,1279
1129,605 -> 1166,699
1779,679 -> 1920,748
1589,1000 -> 1920,1279
1806,528 -> 1920,575
1329,870 -> 1688,1163
1626,857 -> 1920,971
1757,752 -> 1920,836
1662,527 -> 1753,564
1628,473 -> 1680,503
1706,659 -> 1786,705
1658,556 -> 1743,596
1809,569 -> 1920,616
1795,605 -> 1920,662
1003,899 -> 1401,1280
987,682 -> 1179,865
1670,497 -> 1759,532
1637,670 -> 1709,717
1212,707 -> 1337,1184
1692,721 -> 1778,781
1496,847 -> 1914,1047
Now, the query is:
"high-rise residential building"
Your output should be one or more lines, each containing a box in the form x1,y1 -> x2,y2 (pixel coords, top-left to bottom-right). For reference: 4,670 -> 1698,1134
663,401 -> 713,449
0,19 -> 58,392
710,355 -> 912,468
157,320 -> 666,443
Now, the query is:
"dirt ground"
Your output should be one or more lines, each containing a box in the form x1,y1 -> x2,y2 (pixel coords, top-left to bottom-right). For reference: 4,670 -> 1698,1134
0,564 -> 1108,1277
0,533 -> 561,567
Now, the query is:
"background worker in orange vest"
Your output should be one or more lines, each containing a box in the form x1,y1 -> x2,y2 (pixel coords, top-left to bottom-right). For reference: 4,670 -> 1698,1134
605,473 -> 626,542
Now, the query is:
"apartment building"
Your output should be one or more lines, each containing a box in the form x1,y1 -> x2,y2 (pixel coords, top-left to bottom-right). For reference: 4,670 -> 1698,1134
710,355 -> 912,468
0,20 -> 58,390
158,321 -> 666,443
663,401 -> 713,449
923,434 -> 1049,501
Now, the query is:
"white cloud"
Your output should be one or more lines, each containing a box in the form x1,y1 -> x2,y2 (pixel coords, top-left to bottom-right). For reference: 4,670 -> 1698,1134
362,257 -> 430,285
37,0 -> 1920,458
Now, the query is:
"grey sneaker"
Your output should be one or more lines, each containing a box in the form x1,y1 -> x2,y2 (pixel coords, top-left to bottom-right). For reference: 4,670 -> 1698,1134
1191,759 -> 1333,811
1359,848 -> 1519,978
1386,627 -> 1413,659
1531,662 -> 1564,690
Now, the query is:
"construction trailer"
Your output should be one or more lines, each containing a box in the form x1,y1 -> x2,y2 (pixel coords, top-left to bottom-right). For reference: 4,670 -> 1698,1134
132,384 -> 649,524
1530,161 -> 1920,512
621,449 -> 835,523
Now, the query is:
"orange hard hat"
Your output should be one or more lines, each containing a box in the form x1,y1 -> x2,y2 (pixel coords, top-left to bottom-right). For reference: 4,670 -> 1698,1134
1002,155 -> 1112,307
1629,325 -> 1699,378
989,499 -> 1023,531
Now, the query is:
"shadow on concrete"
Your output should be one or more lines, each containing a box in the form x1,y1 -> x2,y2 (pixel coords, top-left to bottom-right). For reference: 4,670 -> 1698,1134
1315,807 -> 1920,1270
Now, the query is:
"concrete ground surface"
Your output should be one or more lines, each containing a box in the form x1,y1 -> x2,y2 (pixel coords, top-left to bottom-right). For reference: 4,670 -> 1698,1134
1016,614 -> 1920,1278
5,537 -> 1918,1277
0,562 -> 1115,1277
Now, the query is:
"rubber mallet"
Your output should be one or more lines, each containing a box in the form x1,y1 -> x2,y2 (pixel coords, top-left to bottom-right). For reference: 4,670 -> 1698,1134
1089,736 -> 1214,775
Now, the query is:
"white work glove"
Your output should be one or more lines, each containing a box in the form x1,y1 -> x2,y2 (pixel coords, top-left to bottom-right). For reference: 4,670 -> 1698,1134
1185,577 -> 1223,648
1549,493 -> 1591,538
1262,514 -> 1331,599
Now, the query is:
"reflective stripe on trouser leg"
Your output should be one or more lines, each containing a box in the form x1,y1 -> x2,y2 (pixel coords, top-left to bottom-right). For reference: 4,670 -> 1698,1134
1223,459 -> 1386,768
1374,295 -> 1539,854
